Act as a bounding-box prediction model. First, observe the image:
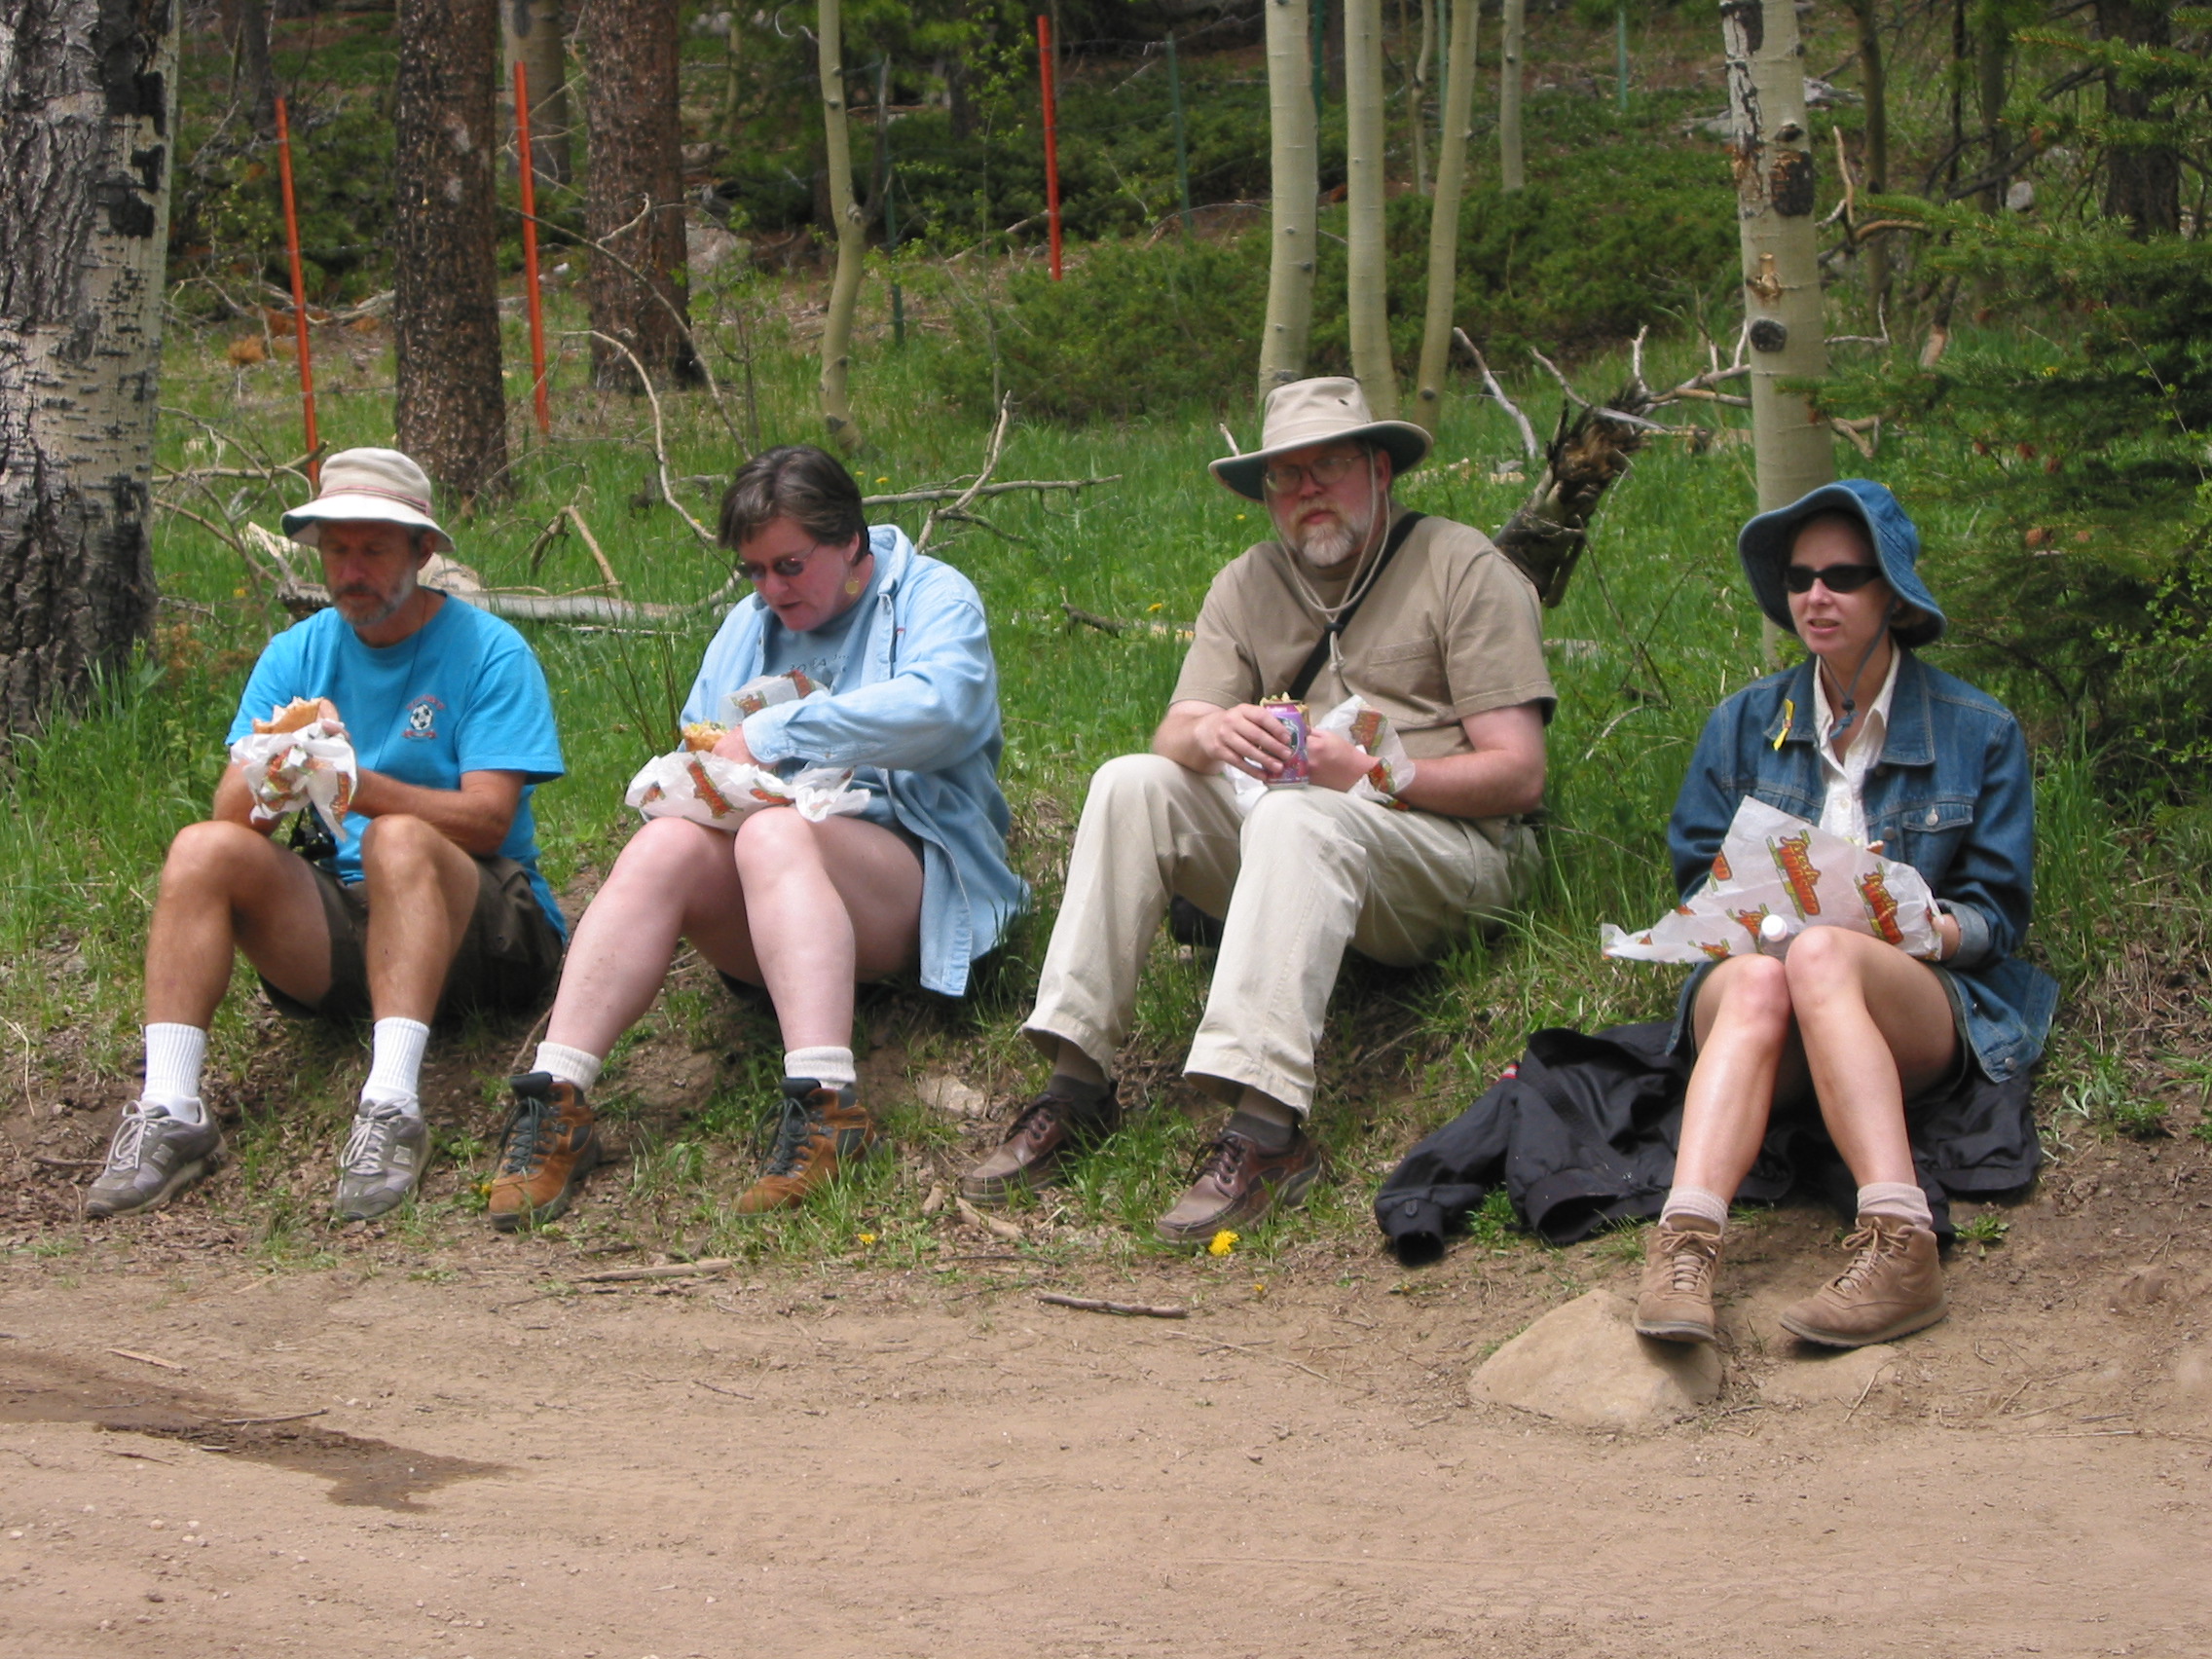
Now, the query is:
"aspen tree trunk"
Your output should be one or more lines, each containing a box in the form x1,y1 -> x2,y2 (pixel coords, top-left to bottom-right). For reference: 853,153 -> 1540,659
0,0 -> 176,747
503,0 -> 572,186
1258,0 -> 1319,398
1344,0 -> 1397,417
394,0 -> 509,500
1499,0 -> 1526,190
816,0 -> 865,451
583,0 -> 697,390
1412,0 -> 1478,430
1408,0 -> 1432,197
1722,0 -> 1831,536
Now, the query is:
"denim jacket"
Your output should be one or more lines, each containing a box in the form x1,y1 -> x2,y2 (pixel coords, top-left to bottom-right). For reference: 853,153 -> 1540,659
1667,652 -> 2057,1083
682,526 -> 1029,997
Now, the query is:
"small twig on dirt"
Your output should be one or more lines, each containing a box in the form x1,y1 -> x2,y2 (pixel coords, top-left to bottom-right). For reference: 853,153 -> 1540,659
210,1409 -> 327,1427
694,1379 -> 756,1400
919,395 -> 1015,553
1167,1331 -> 1335,1385
1454,331 -> 1539,461
31,1157 -> 98,1171
1037,1293 -> 1189,1320
574,330 -> 718,549
1843,1355 -> 1899,1420
108,1348 -> 187,1373
954,1195 -> 1026,1243
1062,603 -> 1129,636
571,1258 -> 736,1284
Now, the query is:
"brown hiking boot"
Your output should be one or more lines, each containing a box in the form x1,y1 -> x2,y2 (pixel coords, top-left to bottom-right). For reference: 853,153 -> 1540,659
487,1074 -> 602,1233
1155,1125 -> 1322,1245
733,1080 -> 876,1215
959,1080 -> 1120,1205
1635,1215 -> 1723,1344
1779,1216 -> 1947,1347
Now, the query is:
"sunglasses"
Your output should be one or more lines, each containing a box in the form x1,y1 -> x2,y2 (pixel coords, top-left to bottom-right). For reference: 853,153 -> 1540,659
1261,451 -> 1367,495
738,543 -> 830,584
1785,562 -> 1884,595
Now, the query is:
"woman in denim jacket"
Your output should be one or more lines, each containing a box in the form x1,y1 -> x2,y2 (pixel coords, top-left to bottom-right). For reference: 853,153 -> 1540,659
484,446 -> 1026,1229
1636,480 -> 2055,1350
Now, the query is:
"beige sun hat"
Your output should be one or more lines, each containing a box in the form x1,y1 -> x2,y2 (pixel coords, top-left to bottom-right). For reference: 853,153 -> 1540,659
1209,377 -> 1433,502
280,448 -> 454,554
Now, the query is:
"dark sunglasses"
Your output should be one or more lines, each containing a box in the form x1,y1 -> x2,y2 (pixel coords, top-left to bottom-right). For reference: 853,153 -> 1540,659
738,544 -> 828,584
1785,562 -> 1884,595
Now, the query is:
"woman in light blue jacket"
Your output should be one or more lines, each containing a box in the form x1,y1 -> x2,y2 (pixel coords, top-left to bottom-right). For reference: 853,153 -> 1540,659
485,446 -> 1026,1227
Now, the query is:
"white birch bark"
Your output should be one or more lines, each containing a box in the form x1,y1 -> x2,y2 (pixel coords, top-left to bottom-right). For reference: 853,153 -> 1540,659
817,0 -> 865,452
1499,0 -> 1526,190
503,0 -> 571,185
1344,0 -> 1397,417
1412,0 -> 1479,430
0,0 -> 177,743
1258,0 -> 1319,398
1409,0 -> 1433,197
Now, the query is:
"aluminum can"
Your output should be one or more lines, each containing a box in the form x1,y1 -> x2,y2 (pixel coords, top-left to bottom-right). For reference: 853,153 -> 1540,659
1262,696 -> 1309,787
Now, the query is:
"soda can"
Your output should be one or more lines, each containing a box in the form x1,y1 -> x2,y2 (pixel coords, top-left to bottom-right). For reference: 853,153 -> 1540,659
1261,696 -> 1309,787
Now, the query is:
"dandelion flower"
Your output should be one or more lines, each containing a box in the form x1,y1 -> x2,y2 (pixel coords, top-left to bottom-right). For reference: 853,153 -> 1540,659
1235,513 -> 1247,521
858,1232 -> 878,1246
876,476 -> 890,484
1147,602 -> 1163,613
1207,1229 -> 1239,1257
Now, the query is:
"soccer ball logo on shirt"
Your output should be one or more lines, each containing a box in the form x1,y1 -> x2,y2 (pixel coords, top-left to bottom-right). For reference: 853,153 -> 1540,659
403,695 -> 444,741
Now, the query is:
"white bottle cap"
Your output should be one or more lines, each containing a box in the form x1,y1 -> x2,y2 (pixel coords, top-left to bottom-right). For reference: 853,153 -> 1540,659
1759,913 -> 1788,944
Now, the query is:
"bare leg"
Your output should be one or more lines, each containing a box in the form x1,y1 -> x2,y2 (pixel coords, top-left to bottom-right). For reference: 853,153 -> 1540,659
1672,954 -> 1806,1199
143,821 -> 334,1024
355,815 -> 484,1022
1783,928 -> 1959,1189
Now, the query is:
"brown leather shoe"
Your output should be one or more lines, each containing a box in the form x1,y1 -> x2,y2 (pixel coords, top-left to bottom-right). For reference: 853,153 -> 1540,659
1634,1215 -> 1722,1344
488,1074 -> 602,1233
1779,1216 -> 1947,1347
1155,1125 -> 1322,1245
959,1081 -> 1120,1205
734,1080 -> 876,1214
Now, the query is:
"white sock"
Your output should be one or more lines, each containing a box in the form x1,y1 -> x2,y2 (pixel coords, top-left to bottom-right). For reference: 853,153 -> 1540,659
1857,1181 -> 1934,1230
532,1042 -> 605,1091
783,1046 -> 857,1088
1661,1185 -> 1731,1230
360,1018 -> 430,1117
142,1024 -> 207,1124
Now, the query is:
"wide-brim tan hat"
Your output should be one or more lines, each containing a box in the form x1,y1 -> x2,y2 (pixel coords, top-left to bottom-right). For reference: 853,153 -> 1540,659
1210,377 -> 1433,501
280,447 -> 455,554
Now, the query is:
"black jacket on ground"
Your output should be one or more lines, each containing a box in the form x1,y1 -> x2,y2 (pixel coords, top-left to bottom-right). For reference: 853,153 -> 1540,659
1373,1021 -> 2040,1265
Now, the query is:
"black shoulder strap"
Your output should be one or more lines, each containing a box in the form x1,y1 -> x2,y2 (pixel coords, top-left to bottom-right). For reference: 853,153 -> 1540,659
1285,512 -> 1425,701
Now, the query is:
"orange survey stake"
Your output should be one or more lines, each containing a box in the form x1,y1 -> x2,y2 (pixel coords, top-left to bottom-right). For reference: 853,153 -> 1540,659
1858,868 -> 1904,946
1769,830 -> 1823,918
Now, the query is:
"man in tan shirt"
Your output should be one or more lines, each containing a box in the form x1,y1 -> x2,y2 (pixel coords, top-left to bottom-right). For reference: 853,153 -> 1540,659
961,378 -> 1555,1243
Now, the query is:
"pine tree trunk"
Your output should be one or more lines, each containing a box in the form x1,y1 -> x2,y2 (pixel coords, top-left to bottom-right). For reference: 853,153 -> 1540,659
1974,8 -> 2009,214
2095,0 -> 2180,238
1408,0 -> 1432,198
1344,0 -> 1396,417
393,0 -> 509,500
220,0 -> 277,138
1412,0 -> 1478,431
1258,0 -> 1319,399
1723,0 -> 1830,523
583,0 -> 697,390
0,0 -> 176,747
1847,0 -> 1888,313
816,0 -> 865,451
1499,0 -> 1525,191
503,0 -> 571,186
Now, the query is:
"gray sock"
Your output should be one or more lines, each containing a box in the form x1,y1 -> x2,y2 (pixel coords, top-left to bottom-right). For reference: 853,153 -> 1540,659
1225,1098 -> 1298,1153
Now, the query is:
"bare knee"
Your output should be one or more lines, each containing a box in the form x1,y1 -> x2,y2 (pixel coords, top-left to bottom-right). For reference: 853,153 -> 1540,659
1782,926 -> 1877,1008
1704,953 -> 1794,1036
731,805 -> 820,877
356,812 -> 447,872
160,819 -> 281,899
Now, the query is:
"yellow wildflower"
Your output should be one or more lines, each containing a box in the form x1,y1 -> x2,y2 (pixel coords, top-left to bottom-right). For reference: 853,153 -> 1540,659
1207,1229 -> 1239,1257
858,1232 -> 878,1246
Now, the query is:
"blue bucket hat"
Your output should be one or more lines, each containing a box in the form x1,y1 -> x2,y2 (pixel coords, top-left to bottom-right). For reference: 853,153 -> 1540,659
1737,478 -> 1946,649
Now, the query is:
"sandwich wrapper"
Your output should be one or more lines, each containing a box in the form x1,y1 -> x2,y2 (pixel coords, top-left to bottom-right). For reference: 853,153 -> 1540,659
629,673 -> 868,828
230,702 -> 358,836
1224,695 -> 1419,813
1600,797 -> 1940,964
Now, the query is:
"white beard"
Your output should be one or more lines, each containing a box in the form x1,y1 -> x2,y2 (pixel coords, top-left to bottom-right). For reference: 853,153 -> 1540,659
1289,507 -> 1371,569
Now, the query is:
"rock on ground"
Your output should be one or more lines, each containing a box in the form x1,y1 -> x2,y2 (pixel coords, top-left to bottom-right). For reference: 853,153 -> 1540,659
1472,1288 -> 1721,1431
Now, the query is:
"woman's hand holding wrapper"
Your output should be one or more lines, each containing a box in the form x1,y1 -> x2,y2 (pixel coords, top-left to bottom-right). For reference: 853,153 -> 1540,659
625,673 -> 870,829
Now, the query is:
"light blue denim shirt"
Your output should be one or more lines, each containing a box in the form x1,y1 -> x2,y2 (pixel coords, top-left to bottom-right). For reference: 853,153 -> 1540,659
1666,652 -> 2057,1083
682,526 -> 1028,997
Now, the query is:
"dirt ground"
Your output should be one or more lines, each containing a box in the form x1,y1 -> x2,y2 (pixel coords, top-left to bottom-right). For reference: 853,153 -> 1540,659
4,1125 -> 2211,1659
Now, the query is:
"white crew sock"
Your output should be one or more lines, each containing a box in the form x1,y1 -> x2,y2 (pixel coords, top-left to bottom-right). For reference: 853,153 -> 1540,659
783,1046 -> 857,1088
359,1018 -> 430,1117
1660,1185 -> 1731,1231
1856,1181 -> 1934,1230
532,1042 -> 605,1091
142,1024 -> 208,1124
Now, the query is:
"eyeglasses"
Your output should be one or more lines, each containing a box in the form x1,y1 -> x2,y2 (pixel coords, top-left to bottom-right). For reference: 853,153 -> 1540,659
1261,451 -> 1368,495
1784,562 -> 1884,595
737,543 -> 827,584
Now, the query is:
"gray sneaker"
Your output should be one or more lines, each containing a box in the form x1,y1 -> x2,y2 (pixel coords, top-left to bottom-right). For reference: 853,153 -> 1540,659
84,1105 -> 226,1218
333,1103 -> 429,1222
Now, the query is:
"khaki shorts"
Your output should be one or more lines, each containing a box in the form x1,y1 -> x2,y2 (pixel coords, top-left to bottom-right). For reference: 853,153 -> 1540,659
260,854 -> 565,1024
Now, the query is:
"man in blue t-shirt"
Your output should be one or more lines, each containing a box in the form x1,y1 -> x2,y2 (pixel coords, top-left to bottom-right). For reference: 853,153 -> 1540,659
87,450 -> 568,1226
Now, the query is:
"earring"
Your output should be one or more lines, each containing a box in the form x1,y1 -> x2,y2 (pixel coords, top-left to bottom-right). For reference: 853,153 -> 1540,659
843,574 -> 864,597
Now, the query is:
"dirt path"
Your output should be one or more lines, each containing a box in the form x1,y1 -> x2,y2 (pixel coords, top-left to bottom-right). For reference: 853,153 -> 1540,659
5,1158 -> 2210,1659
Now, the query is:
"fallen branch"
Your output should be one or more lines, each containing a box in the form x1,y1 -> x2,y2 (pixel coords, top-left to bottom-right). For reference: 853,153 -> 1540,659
566,505 -> 623,594
1037,1293 -> 1188,1319
1454,331 -> 1539,461
210,1408 -> 328,1427
573,329 -> 719,549
108,1347 -> 187,1372
693,1379 -> 756,1400
954,1195 -> 1026,1242
919,395 -> 1014,552
571,1257 -> 735,1284
862,476 -> 1119,507
1062,603 -> 1129,635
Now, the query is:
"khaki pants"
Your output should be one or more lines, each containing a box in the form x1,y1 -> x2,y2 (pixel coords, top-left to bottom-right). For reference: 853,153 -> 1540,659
1025,753 -> 1535,1113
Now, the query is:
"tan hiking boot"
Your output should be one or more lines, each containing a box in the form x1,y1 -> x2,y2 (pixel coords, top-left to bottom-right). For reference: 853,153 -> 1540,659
734,1080 -> 875,1214
487,1074 -> 602,1232
1779,1216 -> 1947,1347
1154,1125 -> 1322,1245
1635,1215 -> 1723,1344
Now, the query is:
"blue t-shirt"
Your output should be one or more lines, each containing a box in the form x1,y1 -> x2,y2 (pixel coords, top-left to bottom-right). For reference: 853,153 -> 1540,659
226,598 -> 569,938
755,566 -> 896,830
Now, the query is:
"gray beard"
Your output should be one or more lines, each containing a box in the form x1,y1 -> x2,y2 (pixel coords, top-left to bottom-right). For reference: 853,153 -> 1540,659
1291,510 -> 1370,569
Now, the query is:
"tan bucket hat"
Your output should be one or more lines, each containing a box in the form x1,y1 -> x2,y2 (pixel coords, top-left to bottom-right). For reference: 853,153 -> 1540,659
280,448 -> 455,554
1209,377 -> 1433,501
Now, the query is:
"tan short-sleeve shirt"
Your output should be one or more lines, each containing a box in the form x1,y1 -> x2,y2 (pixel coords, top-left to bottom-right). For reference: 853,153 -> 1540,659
1169,512 -> 1556,762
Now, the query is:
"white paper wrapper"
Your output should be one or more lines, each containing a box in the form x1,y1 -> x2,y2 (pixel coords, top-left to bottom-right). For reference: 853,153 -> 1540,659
230,706 -> 358,836
718,670 -> 828,725
624,750 -> 870,828
1601,797 -> 1941,964
1223,695 -> 1419,814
